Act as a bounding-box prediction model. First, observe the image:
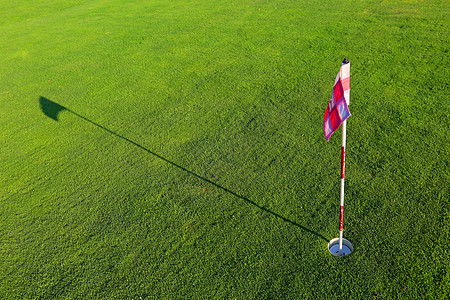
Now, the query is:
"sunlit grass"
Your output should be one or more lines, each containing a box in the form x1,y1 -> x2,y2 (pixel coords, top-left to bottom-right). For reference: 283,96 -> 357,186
0,0 -> 448,298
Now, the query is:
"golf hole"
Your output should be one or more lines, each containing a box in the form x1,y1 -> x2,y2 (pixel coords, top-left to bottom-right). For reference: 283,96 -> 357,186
328,238 -> 353,257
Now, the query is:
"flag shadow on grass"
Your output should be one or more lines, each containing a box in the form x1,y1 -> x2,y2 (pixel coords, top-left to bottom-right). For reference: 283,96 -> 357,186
39,96 -> 328,242
40,96 -> 67,121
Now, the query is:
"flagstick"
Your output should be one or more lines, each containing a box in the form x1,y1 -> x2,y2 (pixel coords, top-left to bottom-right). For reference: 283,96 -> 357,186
339,118 -> 347,253
339,58 -> 348,254
327,58 -> 353,257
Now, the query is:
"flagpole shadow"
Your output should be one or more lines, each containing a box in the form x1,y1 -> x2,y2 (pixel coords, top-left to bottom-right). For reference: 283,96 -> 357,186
39,96 -> 328,242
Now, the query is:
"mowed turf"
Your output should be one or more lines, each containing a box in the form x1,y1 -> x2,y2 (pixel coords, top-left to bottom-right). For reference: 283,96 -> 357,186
1,0 -> 448,298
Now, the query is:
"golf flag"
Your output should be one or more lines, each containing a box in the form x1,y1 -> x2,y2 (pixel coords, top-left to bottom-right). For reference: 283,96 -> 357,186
323,60 -> 351,141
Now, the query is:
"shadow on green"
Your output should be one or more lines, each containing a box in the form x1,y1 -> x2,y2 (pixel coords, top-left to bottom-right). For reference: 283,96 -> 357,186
40,96 -> 67,121
39,96 -> 328,241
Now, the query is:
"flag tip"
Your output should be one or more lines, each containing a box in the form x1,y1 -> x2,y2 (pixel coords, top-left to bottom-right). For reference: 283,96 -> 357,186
342,57 -> 349,64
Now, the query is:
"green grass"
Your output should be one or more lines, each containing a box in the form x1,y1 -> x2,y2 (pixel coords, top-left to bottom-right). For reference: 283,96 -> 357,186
1,0 -> 448,298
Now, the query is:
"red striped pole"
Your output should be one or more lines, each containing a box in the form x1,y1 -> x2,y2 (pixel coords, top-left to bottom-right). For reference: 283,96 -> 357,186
339,119 -> 347,253
338,58 -> 350,254
327,58 -> 353,256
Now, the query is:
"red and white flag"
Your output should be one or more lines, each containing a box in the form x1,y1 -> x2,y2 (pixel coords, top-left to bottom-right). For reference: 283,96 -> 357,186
323,61 -> 351,141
